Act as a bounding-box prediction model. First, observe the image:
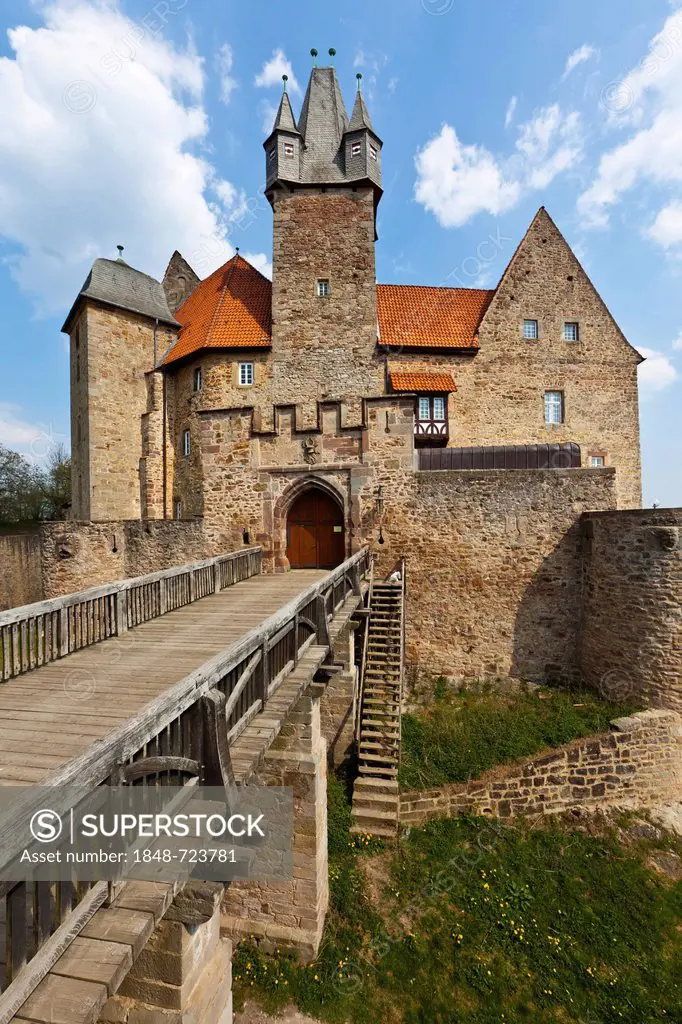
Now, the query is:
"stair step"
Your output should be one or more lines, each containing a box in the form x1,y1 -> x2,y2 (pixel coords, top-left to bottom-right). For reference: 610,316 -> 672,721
362,727 -> 400,738
362,719 -> 400,730
351,806 -> 398,824
349,823 -> 397,839
353,777 -> 399,795
360,740 -> 399,752
359,752 -> 399,765
358,765 -> 398,777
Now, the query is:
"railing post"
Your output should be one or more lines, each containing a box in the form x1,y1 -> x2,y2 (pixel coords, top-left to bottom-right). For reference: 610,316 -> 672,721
214,559 -> 221,594
58,608 -> 69,658
259,641 -> 269,706
293,613 -> 299,666
189,569 -> 196,604
116,588 -> 128,635
315,594 -> 330,649
159,577 -> 167,615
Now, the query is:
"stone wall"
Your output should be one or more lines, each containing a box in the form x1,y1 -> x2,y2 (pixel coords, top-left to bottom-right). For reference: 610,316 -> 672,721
0,531 -> 43,610
375,467 -> 618,683
38,519 -> 210,599
399,709 -> 682,825
580,508 -> 682,713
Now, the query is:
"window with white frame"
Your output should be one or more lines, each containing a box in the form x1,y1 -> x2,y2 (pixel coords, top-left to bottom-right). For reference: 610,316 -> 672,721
351,141 -> 362,157
564,322 -> 579,342
193,366 -> 202,392
182,429 -> 191,456
369,144 -> 378,161
238,362 -> 254,386
544,391 -> 564,425
589,455 -> 605,467
283,141 -> 294,158
175,501 -> 182,520
316,279 -> 330,298
523,319 -> 539,340
418,397 -> 431,421
432,396 -> 446,421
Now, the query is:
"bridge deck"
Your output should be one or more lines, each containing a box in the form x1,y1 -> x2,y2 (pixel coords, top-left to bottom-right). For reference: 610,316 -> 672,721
0,570 -> 326,786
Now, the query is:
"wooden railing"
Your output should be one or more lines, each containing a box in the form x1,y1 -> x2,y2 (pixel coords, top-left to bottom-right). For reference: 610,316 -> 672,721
0,547 -> 263,683
355,554 -> 375,742
0,547 -> 369,1019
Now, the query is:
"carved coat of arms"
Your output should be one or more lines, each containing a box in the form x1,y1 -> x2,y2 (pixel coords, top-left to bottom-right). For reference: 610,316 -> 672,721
302,436 -> 320,465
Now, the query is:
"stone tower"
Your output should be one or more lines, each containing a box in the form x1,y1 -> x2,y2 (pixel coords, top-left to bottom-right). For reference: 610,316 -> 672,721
63,253 -> 179,521
265,57 -> 384,411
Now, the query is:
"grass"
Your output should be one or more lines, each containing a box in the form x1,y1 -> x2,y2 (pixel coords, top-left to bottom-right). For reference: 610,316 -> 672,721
233,772 -> 682,1024
399,684 -> 639,791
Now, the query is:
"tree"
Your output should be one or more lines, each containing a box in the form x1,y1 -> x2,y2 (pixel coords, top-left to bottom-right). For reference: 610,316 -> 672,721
0,443 -> 71,524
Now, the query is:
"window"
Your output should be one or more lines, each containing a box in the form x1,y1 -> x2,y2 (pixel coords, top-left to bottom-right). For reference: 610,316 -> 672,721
238,362 -> 254,386
523,319 -> 539,340
564,322 -> 579,342
418,397 -> 431,420
433,396 -> 446,421
283,141 -> 294,158
369,144 -> 378,161
268,147 -> 276,161
182,429 -> 190,456
544,391 -> 564,425
316,279 -> 330,298
175,501 -> 182,520
193,366 -> 202,392
589,455 -> 605,467
351,141 -> 362,157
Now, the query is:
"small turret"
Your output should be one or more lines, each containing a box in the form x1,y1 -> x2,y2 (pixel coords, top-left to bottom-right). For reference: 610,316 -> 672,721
263,75 -> 302,190
343,73 -> 382,190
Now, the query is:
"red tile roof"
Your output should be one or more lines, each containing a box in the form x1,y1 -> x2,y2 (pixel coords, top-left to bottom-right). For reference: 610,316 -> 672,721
377,284 -> 493,350
390,371 -> 456,393
162,261 -> 494,366
163,254 -> 272,366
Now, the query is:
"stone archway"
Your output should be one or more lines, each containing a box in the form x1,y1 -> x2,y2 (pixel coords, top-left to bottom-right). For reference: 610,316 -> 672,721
286,486 -> 345,569
271,476 -> 350,572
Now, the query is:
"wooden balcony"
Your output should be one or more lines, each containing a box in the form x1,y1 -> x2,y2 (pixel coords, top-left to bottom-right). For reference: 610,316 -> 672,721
414,418 -> 449,446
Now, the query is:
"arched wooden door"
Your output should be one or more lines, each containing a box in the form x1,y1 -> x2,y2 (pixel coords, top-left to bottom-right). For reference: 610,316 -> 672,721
286,489 -> 345,569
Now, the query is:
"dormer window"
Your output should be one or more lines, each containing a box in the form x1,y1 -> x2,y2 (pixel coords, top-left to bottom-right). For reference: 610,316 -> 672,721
283,142 -> 294,158
351,141 -> 362,157
369,144 -> 378,161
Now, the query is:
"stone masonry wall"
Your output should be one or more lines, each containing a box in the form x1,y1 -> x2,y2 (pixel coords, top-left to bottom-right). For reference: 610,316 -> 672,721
399,710 -> 682,825
580,508 -> 682,713
375,467 -> 618,683
0,532 -> 43,611
38,519 -> 210,599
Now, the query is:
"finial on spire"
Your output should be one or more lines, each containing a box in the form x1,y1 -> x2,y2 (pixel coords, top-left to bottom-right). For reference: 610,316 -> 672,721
356,72 -> 363,88
235,246 -> 240,254
282,73 -> 288,92
328,47 -> 336,65
116,245 -> 124,260
310,48 -> 318,67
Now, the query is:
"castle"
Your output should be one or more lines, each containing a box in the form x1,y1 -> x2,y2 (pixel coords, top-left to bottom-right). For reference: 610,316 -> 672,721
56,60 -> 680,697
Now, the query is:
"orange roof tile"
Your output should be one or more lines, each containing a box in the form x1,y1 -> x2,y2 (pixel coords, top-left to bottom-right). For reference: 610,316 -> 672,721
163,254 -> 272,366
377,284 -> 493,349
390,371 -> 456,393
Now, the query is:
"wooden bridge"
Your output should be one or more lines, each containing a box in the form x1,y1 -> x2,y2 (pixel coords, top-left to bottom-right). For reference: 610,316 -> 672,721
0,546 -> 369,1023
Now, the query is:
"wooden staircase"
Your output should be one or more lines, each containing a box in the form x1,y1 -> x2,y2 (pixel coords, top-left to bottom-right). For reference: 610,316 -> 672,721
351,563 -> 405,838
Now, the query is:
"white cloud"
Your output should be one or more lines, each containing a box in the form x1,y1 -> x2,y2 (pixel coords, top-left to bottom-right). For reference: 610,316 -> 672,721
578,10 -> 682,241
415,105 -> 583,227
242,252 -> 272,279
388,76 -> 399,94
638,346 -> 678,394
562,44 -> 598,81
0,403 -> 68,462
259,100 -> 278,136
414,125 -> 521,227
217,43 -> 237,105
0,1 -> 269,313
254,49 -> 300,94
504,96 -> 517,129
672,331 -> 682,350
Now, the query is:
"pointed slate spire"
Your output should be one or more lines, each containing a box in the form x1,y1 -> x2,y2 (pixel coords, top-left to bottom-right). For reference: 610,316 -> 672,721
271,88 -> 298,134
348,75 -> 373,132
297,66 -> 349,182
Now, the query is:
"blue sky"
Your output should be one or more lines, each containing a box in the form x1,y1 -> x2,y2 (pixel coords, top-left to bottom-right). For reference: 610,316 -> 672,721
0,0 -> 680,504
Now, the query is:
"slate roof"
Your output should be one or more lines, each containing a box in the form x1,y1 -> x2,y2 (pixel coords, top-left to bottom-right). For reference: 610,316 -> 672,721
162,254 -> 271,366
62,257 -> 180,332
348,89 -> 374,132
390,371 -> 457,392
377,285 -> 494,350
271,91 -> 299,135
297,67 -> 350,184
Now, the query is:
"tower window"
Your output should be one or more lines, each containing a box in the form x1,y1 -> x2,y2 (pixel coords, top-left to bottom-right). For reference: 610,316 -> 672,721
544,391 -> 564,425
193,366 -> 202,391
523,319 -> 539,340
351,141 -> 362,157
589,455 -> 605,467
175,501 -> 182,520
369,144 -> 378,161
268,147 -> 276,161
182,429 -> 191,456
316,279 -> 330,298
564,322 -> 580,341
238,362 -> 254,386
283,142 -> 294,158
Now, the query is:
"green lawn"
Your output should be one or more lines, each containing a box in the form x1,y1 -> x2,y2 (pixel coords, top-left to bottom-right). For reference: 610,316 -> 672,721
399,684 -> 639,791
233,772 -> 682,1024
